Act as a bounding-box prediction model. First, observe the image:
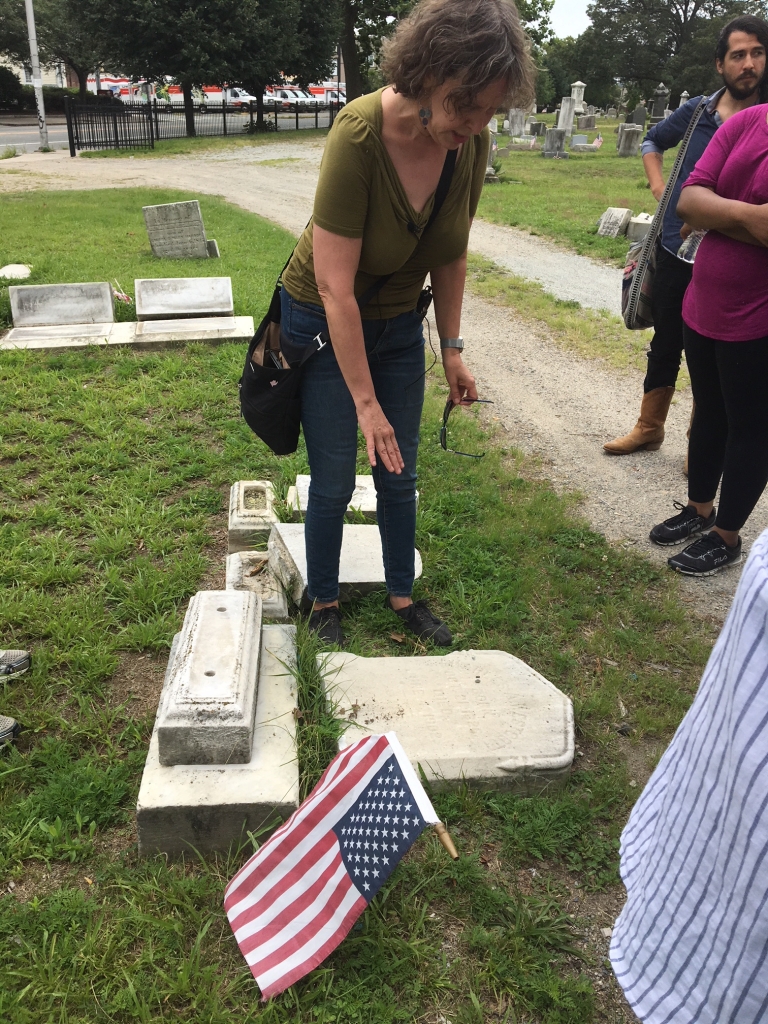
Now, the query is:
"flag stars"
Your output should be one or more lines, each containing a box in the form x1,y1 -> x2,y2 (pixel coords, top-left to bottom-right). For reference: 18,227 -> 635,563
364,882 -> 370,891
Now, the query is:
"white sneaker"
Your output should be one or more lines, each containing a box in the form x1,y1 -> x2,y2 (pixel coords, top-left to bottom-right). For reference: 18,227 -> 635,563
0,650 -> 30,678
0,714 -> 20,745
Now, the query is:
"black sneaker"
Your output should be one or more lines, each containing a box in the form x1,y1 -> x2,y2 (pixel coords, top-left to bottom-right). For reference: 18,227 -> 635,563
389,599 -> 453,647
668,532 -> 742,576
0,715 -> 21,746
308,606 -> 345,646
649,502 -> 716,546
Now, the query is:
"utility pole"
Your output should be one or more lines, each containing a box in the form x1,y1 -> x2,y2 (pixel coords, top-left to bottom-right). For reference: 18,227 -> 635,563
23,0 -> 49,150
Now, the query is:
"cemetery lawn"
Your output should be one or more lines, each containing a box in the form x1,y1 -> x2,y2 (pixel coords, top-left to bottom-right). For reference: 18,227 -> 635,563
78,127 -> 331,159
0,189 -> 715,1023
476,137 -> 667,265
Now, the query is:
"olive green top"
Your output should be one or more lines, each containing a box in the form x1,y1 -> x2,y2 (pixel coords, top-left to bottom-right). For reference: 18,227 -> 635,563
282,88 -> 490,319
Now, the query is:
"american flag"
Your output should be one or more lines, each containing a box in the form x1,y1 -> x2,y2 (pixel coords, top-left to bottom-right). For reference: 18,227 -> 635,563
224,732 -> 439,999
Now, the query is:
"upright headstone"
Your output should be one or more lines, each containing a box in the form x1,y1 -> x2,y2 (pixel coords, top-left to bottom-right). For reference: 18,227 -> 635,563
679,89 -> 690,106
570,80 -> 587,114
586,104 -> 596,115
570,134 -> 589,147
627,212 -> 654,242
530,121 -> 547,137
507,108 -> 526,138
630,104 -> 648,129
557,96 -> 576,137
142,201 -> 219,260
652,83 -> 670,118
618,125 -> 643,157
577,114 -> 596,130
542,127 -> 568,159
607,107 -> 618,117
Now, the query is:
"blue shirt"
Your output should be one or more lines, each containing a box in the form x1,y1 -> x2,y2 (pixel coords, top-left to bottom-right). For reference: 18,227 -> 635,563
641,90 -> 723,256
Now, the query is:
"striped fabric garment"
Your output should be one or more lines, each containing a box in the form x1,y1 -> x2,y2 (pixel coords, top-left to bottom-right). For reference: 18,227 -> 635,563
224,732 -> 439,1000
611,529 -> 768,1024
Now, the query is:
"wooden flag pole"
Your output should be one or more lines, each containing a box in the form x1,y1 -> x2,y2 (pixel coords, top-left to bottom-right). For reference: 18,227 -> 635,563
434,822 -> 459,860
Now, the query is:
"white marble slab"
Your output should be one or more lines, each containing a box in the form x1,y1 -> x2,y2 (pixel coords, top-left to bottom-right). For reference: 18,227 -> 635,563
155,590 -> 262,766
268,521 -> 422,603
137,625 -> 299,857
225,551 -> 290,621
324,649 -> 574,792
228,481 -> 279,553
10,282 -> 113,327
135,277 -> 233,321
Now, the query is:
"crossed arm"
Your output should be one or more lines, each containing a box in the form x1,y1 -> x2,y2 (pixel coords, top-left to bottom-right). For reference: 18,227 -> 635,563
313,224 -> 477,475
676,186 -> 768,247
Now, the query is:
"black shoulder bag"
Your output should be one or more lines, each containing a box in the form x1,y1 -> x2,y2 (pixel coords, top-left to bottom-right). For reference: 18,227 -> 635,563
239,148 -> 457,456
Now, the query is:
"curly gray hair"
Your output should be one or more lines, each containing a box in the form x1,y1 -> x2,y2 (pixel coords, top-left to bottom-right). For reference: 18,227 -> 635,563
380,0 -> 535,111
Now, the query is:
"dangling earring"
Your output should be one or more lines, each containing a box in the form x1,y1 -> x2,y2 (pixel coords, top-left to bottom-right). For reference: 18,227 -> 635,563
418,106 -> 432,128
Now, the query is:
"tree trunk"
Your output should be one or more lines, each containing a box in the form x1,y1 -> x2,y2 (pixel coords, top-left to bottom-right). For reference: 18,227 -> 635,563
341,0 -> 364,102
182,80 -> 196,137
71,65 -> 89,101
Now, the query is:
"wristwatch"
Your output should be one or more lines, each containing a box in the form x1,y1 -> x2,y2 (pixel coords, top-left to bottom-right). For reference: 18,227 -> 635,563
440,336 -> 464,351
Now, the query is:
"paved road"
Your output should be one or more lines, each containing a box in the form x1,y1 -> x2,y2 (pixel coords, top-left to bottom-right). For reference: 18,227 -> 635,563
0,122 -> 70,151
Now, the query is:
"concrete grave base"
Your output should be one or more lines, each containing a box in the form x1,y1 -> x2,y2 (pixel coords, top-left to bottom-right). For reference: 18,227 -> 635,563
136,625 -> 299,858
0,317 -> 254,352
226,551 -> 291,621
228,481 -> 279,553
268,521 -> 422,604
323,649 -> 574,792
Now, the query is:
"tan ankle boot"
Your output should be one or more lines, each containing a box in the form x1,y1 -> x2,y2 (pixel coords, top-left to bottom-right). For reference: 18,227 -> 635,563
683,400 -> 695,477
603,386 -> 675,455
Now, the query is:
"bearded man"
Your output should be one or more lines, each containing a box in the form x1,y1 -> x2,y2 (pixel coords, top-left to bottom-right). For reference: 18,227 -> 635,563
604,15 -> 768,464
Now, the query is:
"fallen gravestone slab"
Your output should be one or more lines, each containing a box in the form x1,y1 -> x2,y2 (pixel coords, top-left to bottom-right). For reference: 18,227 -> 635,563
571,144 -> 601,154
287,474 -> 378,522
268,522 -> 422,604
155,590 -> 262,766
10,282 -> 113,327
225,551 -> 290,621
135,277 -> 234,320
597,207 -> 632,237
228,481 -> 279,553
137,624 -> 298,857
324,648 -> 574,792
0,318 -> 254,352
142,200 -> 219,259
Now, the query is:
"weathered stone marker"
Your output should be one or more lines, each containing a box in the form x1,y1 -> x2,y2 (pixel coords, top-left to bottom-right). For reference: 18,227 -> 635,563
324,649 -> 574,792
507,107 -> 526,138
287,474 -> 379,522
618,125 -> 643,157
155,590 -> 262,766
570,134 -> 588,147
135,277 -> 233,320
529,121 -> 546,137
137,624 -> 299,857
571,80 -> 586,114
597,208 -> 633,237
557,96 -> 576,137
228,480 -> 279,553
225,551 -> 290,621
627,212 -> 654,242
10,282 -> 113,327
577,114 -> 596,130
268,522 -> 422,603
142,200 -> 219,259
542,127 -> 568,159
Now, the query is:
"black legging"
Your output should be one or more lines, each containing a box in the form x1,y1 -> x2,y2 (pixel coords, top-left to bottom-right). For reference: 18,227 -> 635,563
684,325 -> 768,533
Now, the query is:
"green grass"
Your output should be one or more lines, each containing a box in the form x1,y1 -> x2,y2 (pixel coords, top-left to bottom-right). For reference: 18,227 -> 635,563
477,129 -> 668,265
0,188 -> 294,331
78,127 -> 330,159
464,254 -> 690,389
0,189 -> 715,1021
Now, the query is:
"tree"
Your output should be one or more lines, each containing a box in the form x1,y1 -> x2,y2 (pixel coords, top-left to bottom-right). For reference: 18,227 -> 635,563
583,0 -> 767,97
0,0 -> 28,65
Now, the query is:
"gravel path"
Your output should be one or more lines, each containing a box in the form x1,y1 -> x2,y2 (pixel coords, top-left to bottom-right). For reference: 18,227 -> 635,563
3,144 -> 765,624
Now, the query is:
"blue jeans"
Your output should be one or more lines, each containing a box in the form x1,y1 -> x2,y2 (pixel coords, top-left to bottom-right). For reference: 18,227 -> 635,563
281,287 -> 426,602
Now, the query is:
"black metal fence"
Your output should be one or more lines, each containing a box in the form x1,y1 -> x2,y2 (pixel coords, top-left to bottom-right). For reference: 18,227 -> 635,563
65,97 -> 342,154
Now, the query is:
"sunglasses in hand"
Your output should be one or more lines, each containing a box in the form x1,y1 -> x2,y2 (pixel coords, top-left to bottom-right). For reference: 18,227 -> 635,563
440,397 -> 494,458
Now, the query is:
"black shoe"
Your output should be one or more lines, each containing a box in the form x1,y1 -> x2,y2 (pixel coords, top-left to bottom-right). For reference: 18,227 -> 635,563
668,532 -> 742,576
389,598 -> 453,647
308,606 -> 345,646
650,501 -> 716,546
